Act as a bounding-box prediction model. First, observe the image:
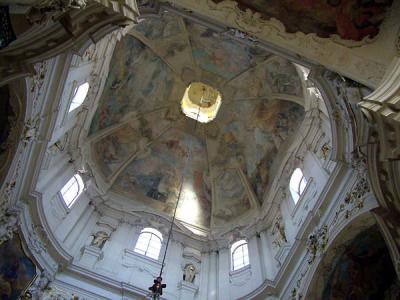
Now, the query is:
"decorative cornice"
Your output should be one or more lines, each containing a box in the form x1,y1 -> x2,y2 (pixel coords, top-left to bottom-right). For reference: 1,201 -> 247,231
161,0 -> 389,87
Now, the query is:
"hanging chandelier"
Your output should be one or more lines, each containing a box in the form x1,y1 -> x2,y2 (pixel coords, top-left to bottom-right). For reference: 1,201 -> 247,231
147,85 -> 208,300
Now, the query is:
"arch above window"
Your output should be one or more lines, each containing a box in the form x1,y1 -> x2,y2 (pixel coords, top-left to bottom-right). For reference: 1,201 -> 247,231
231,240 -> 249,271
134,227 -> 163,260
60,174 -> 84,208
289,168 -> 307,204
69,82 -> 89,112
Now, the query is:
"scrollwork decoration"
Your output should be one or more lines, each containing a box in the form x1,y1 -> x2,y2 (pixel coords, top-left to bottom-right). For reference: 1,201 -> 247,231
306,225 -> 328,264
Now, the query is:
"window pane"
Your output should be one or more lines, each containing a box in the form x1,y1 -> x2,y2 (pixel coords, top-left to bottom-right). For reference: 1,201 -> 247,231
143,228 -> 163,240
60,177 -> 75,195
290,168 -> 305,204
69,82 -> 89,112
134,230 -> 162,259
231,241 -> 249,271
60,174 -> 84,208
135,239 -> 149,251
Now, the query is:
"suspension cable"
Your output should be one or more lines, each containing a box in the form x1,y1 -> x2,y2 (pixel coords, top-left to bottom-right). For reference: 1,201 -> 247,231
158,87 -> 205,277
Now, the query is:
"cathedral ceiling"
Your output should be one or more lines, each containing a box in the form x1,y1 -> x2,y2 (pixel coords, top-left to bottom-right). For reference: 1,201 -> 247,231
88,13 -> 305,230
211,0 -> 393,41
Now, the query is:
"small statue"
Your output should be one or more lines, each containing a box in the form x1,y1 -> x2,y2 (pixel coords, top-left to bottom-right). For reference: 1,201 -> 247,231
90,231 -> 109,249
183,264 -> 196,283
320,143 -> 330,160
271,216 -> 287,248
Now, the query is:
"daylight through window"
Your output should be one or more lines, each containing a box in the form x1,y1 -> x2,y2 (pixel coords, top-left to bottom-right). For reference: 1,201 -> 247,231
289,168 -> 307,204
60,174 -> 84,208
134,227 -> 163,260
69,82 -> 89,112
231,240 -> 249,271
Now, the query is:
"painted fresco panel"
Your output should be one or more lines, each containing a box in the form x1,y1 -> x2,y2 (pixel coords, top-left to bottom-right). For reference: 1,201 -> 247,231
211,99 -> 304,202
186,21 -> 266,79
264,57 -> 303,96
212,0 -> 393,41
228,57 -> 302,99
89,14 -> 306,229
213,169 -> 251,224
322,226 -> 398,300
114,128 -> 212,228
0,235 -> 36,300
89,37 -> 176,134
134,13 -> 182,40
94,110 -> 174,177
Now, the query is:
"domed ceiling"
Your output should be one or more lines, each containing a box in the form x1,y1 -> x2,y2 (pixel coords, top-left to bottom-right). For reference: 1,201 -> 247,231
88,12 -> 305,231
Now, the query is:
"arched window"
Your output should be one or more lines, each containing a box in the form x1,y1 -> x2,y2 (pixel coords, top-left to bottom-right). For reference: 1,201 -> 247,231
289,168 -> 307,204
134,228 -> 163,260
68,82 -> 89,112
231,240 -> 249,271
60,174 -> 84,208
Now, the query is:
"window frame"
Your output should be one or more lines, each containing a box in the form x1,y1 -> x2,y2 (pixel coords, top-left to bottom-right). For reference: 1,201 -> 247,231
59,174 -> 84,209
231,240 -> 250,271
134,228 -> 163,260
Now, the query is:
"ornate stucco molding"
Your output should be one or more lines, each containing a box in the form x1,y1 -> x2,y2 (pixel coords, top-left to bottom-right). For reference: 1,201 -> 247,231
306,225 -> 328,265
0,0 -> 138,85
160,0 -> 396,88
359,58 -> 400,161
27,0 -> 88,24
0,206 -> 18,245
271,213 -> 287,249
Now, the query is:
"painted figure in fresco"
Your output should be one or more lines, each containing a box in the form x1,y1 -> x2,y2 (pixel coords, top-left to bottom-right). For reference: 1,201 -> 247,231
322,226 -> 397,300
183,264 -> 196,283
212,0 -> 392,41
0,236 -> 36,299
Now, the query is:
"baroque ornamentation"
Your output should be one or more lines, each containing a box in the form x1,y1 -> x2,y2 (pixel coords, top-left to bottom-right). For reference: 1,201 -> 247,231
20,271 -> 52,300
320,143 -> 330,161
28,225 -> 49,254
291,287 -> 303,300
332,176 -> 369,226
183,264 -> 196,283
90,230 -> 109,249
222,28 -> 258,43
185,0 -> 387,86
0,209 -> 18,245
30,62 -> 47,94
21,116 -> 41,146
306,225 -> 328,264
271,214 -> 287,248
27,0 -> 88,24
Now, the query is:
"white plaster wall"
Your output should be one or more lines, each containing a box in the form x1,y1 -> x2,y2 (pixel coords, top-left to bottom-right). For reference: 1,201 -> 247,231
25,23 -> 362,300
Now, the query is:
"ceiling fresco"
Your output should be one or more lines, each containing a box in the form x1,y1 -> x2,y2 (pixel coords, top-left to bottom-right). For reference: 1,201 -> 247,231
211,0 -> 393,41
322,226 -> 397,300
89,13 -> 305,230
